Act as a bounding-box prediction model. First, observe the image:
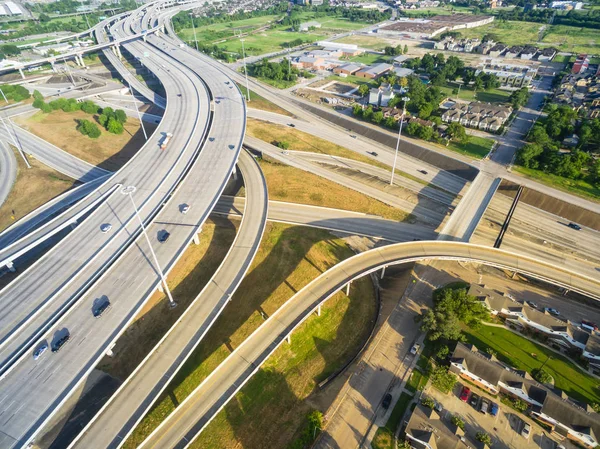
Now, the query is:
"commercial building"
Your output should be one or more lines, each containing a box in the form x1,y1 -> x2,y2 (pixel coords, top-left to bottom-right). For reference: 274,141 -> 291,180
355,63 -> 392,79
377,14 -> 494,39
4,1 -> 21,15
450,342 -> 600,449
573,54 -> 590,74
551,0 -> 583,9
476,59 -> 537,87
299,21 -> 321,32
333,63 -> 362,76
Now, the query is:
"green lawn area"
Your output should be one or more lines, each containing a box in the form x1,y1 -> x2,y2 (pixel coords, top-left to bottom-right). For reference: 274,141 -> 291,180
463,325 -> 600,406
347,52 -> 389,65
513,166 -> 600,202
456,21 -> 599,55
328,74 -> 377,88
372,427 -> 395,449
444,136 -> 495,159
123,223 -> 377,449
439,85 -> 511,104
235,82 -> 293,116
406,369 -> 429,393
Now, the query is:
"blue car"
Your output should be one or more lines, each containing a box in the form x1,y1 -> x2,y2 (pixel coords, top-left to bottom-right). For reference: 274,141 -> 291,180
490,402 -> 499,416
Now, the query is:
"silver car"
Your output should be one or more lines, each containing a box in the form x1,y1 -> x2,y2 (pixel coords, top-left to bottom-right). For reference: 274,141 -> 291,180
33,342 -> 48,360
100,223 -> 112,233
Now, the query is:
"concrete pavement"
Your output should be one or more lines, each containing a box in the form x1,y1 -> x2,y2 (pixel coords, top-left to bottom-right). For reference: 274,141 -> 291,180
0,140 -> 17,208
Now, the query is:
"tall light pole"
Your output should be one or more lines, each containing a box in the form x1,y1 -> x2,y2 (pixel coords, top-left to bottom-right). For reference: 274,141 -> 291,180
0,87 -> 8,104
121,185 -> 177,308
1,115 -> 30,168
240,38 -> 250,102
390,96 -> 409,186
189,13 -> 198,51
129,85 -> 148,140
62,57 -> 76,86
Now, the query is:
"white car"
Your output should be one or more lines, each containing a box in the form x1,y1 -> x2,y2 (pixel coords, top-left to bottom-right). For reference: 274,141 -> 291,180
410,343 -> 420,355
521,423 -> 531,439
181,204 -> 190,214
100,223 -> 112,233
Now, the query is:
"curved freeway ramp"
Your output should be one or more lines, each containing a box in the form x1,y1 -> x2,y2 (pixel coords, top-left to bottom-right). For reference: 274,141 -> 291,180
70,149 -> 268,449
0,140 -> 17,208
137,241 -> 600,449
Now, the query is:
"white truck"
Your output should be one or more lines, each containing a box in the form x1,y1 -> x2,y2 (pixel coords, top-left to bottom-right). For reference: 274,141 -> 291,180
161,132 -> 173,150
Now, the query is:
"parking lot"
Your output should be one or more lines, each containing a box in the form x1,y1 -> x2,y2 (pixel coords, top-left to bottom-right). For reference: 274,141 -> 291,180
425,384 -> 567,449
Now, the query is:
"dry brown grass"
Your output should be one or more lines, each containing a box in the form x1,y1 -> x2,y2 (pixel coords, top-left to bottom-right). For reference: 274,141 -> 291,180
123,223 -> 377,449
15,110 -> 156,172
98,218 -> 237,380
259,157 -> 409,221
0,146 -> 74,232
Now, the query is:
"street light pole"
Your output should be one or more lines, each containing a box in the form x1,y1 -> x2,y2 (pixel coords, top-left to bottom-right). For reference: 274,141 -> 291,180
240,38 -> 250,102
0,87 -> 8,104
189,13 -> 198,51
121,186 -> 177,308
1,115 -> 30,168
62,57 -> 76,86
390,96 -> 409,186
129,85 -> 148,140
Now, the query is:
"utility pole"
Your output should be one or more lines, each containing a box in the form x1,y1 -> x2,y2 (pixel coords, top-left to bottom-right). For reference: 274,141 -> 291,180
189,13 -> 198,51
121,186 -> 177,308
390,96 -> 409,185
240,38 -> 250,102
1,115 -> 31,168
129,85 -> 148,140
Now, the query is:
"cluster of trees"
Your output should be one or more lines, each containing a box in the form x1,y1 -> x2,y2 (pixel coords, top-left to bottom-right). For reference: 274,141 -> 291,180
339,7 -> 391,23
2,16 -> 100,40
516,105 -> 600,185
383,44 -> 408,56
553,10 -> 600,29
509,87 -> 531,109
405,53 -> 466,88
420,285 -> 489,342
32,91 -> 127,137
194,43 -> 234,63
289,411 -> 323,449
475,432 -> 492,446
0,84 -> 30,102
36,0 -> 91,14
0,45 -> 21,59
249,59 -> 300,83
352,104 -> 399,130
430,366 -> 457,393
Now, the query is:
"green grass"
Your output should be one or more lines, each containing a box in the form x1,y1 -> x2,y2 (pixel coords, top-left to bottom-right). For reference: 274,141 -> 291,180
444,136 -> 495,159
235,82 -> 293,116
439,85 -> 511,104
123,223 -> 377,449
463,325 -> 600,406
372,427 -> 395,449
513,166 -> 600,202
387,392 -> 413,432
406,369 -> 428,393
347,52 -> 389,65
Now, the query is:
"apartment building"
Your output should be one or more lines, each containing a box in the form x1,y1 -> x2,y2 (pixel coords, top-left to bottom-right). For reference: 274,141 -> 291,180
441,102 -> 512,132
476,60 -> 537,87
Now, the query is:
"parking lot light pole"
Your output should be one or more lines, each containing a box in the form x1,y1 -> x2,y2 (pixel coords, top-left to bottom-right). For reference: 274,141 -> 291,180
121,185 -> 177,308
1,115 -> 30,168
390,96 -> 410,186
189,13 -> 198,52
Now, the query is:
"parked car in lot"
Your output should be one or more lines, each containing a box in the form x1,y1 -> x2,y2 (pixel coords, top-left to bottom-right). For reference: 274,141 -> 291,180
410,343 -> 420,355
521,422 -> 531,439
33,342 -> 48,360
490,402 -> 499,416
460,386 -> 470,402
544,307 -> 560,316
469,392 -> 480,408
568,222 -> 582,231
480,398 -> 490,414
382,393 -> 392,409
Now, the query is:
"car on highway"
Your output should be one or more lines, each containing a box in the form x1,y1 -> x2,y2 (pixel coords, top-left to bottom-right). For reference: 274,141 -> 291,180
158,231 -> 170,243
521,422 -> 531,439
33,342 -> 48,360
368,151 -> 378,157
350,135 -> 357,139
480,398 -> 490,414
418,169 -> 428,175
181,204 -> 190,214
544,307 -> 560,316
288,123 -> 295,127
526,300 -> 538,309
100,223 -> 112,233
93,297 -> 111,318
490,402 -> 499,416
410,343 -> 420,355
460,386 -> 470,402
52,333 -> 70,353
469,392 -> 480,408
382,393 -> 392,409
568,222 -> 582,231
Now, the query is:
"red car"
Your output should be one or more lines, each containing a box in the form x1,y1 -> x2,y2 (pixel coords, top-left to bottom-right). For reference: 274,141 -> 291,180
460,386 -> 471,402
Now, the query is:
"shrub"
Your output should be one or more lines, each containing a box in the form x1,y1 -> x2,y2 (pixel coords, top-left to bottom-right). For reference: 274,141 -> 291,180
476,432 -> 492,446
114,109 -> 127,124
451,414 -> 465,430
289,410 -> 323,449
421,397 -> 435,409
275,140 -> 289,150
532,367 -> 552,384
107,117 -> 124,134
32,98 -> 45,109
80,100 -> 100,114
98,114 -> 108,127
430,366 -> 457,394
77,119 -> 101,138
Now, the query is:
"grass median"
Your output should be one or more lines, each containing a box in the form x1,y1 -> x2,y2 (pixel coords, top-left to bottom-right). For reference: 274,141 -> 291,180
235,82 -> 293,116
123,222 -> 377,448
513,166 -> 600,202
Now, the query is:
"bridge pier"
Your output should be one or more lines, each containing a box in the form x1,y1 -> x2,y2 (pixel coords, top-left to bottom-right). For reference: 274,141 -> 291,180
286,335 -> 291,344
6,261 -> 16,273
106,343 -> 116,357
345,281 -> 351,296
316,304 -> 321,316
157,283 -> 164,293
232,165 -> 238,181
380,265 -> 386,279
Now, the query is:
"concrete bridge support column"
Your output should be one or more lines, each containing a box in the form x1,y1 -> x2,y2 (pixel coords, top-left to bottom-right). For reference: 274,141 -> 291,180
70,221 -> 77,230
157,283 -> 164,293
286,335 -> 291,344
380,265 -> 386,279
232,164 -> 238,181
316,304 -> 321,316
6,261 -> 16,273
193,233 -> 200,245
106,343 -> 116,357
345,281 -> 351,296
115,44 -> 122,60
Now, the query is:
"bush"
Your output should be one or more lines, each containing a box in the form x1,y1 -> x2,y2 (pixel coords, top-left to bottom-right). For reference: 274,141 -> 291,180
77,119 -> 101,138
532,367 -> 552,384
114,109 -> 127,124
476,432 -> 492,446
80,100 -> 100,114
107,118 -> 124,134
40,102 -> 52,113
32,98 -> 45,109
275,140 -> 290,150
289,410 -> 323,449
451,414 -> 465,430
421,397 -> 435,409
430,366 -> 457,394
98,114 -> 108,127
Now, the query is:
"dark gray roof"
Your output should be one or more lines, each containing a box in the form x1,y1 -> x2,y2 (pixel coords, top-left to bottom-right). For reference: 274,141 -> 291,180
541,393 -> 600,442
405,404 -> 469,449
585,333 -> 600,356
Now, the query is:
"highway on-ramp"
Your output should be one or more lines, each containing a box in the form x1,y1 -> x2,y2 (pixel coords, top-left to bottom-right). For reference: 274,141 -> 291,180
0,140 -> 17,208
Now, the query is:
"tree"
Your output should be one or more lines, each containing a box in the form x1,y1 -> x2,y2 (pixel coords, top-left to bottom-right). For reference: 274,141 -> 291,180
532,367 -> 553,384
446,122 -> 468,143
33,90 -> 43,101
421,397 -> 436,409
430,366 -> 457,393
403,44 -> 408,54
358,84 -> 369,97
476,432 -> 492,446
98,114 -> 109,127
80,100 -> 100,115
418,103 -> 434,120
114,109 -> 127,124
451,414 -> 465,430
516,143 -> 544,169
510,87 -> 531,109
406,121 -> 421,137
363,105 -> 374,121
474,76 -> 484,91
417,125 -> 434,141
436,345 -> 449,360
77,119 -> 101,138
373,111 -> 384,124
512,398 -> 528,412
32,98 -> 45,109
352,104 -> 363,117
107,118 -> 124,134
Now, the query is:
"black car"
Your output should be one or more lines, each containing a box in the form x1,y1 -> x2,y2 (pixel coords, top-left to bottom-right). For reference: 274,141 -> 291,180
418,169 -> 428,175
382,393 -> 392,409
52,334 -> 70,353
469,392 -> 480,408
568,222 -> 582,231
288,123 -> 296,127
368,151 -> 378,156
93,297 -> 111,318
158,231 -> 170,243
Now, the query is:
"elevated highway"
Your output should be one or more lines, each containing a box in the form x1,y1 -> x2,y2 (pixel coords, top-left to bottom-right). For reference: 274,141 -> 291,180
137,241 -> 600,449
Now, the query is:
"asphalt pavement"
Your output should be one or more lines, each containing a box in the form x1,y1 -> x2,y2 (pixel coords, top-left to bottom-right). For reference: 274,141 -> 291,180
0,140 -> 17,208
